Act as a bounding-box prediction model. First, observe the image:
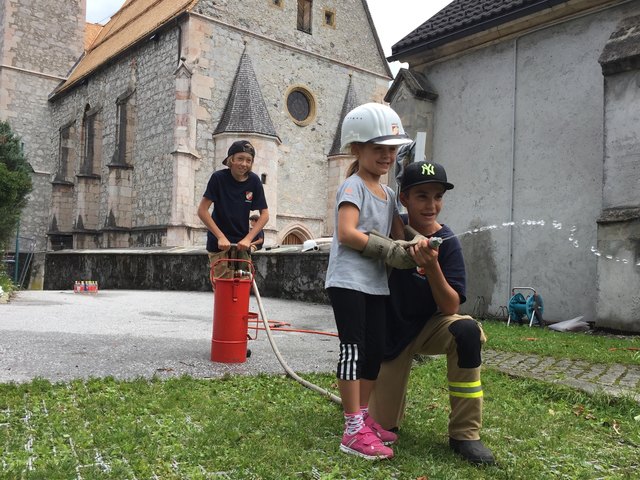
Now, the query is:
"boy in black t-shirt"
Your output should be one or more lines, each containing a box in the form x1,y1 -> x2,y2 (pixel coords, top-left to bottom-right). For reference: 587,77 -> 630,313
197,140 -> 269,280
369,161 -> 495,465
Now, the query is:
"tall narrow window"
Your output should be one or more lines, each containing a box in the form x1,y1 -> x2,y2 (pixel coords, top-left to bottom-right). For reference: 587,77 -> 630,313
81,106 -> 102,175
297,0 -> 312,34
57,122 -> 76,182
114,91 -> 136,165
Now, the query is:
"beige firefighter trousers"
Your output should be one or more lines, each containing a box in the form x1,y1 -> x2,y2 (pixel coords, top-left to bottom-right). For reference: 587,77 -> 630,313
369,313 -> 487,441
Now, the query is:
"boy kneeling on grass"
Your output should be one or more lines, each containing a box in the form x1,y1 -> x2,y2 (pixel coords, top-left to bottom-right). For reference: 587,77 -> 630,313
369,161 -> 496,465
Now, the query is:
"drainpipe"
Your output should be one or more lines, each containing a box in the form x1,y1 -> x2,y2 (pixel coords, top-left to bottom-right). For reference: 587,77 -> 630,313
177,22 -> 183,65
507,37 -> 518,301
14,222 -> 19,284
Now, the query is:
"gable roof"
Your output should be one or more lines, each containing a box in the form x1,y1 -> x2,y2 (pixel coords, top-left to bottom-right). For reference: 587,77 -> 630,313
214,50 -> 278,139
389,0 -> 570,61
383,68 -> 438,104
50,0 -> 197,100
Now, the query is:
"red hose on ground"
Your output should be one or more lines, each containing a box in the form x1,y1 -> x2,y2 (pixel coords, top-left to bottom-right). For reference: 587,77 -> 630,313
247,319 -> 338,337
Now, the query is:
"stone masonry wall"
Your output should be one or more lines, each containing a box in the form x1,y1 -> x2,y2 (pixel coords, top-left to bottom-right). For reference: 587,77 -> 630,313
0,0 -> 85,250
191,0 -> 389,77
43,250 -> 331,304
2,0 -> 85,76
187,10 -> 390,245
49,30 -> 180,247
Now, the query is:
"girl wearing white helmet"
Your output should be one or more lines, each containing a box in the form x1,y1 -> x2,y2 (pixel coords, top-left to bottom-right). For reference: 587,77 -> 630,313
324,102 -> 412,460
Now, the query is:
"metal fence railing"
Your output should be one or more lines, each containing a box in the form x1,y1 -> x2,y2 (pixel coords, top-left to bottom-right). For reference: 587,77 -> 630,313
2,236 -> 37,288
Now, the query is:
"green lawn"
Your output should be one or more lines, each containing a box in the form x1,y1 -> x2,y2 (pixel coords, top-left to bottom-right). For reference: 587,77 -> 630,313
1,366 -> 639,479
2,310 -> 639,479
481,319 -> 640,365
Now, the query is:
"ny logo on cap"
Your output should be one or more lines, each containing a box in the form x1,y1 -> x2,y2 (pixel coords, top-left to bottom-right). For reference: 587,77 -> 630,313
421,163 -> 436,176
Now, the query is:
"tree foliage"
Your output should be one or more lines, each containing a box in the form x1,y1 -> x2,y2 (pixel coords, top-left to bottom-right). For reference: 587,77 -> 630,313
0,121 -> 32,249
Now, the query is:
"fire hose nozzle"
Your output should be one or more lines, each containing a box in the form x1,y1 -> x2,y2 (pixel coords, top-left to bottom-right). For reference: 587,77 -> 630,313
428,237 -> 443,249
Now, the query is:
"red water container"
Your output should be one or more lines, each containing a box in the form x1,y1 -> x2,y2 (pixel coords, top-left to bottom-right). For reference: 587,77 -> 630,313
211,259 -> 253,363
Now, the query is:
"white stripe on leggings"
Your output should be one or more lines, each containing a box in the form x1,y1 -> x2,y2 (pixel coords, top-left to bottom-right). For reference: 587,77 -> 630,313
339,344 -> 358,380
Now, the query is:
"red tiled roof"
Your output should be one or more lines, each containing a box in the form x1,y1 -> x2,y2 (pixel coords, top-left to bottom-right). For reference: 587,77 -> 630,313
52,0 -> 197,98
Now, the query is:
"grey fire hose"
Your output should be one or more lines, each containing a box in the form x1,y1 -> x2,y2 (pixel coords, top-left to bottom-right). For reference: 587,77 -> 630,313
251,279 -> 342,405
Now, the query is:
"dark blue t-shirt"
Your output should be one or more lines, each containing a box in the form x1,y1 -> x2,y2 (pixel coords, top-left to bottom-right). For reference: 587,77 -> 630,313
385,224 -> 467,359
203,169 -> 268,252
254,230 -> 265,250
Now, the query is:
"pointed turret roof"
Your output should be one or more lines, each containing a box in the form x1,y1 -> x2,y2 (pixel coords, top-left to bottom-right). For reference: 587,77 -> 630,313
214,49 -> 278,138
328,75 -> 358,156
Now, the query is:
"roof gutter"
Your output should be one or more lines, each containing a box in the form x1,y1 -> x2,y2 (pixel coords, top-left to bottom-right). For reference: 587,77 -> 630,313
387,0 -> 571,62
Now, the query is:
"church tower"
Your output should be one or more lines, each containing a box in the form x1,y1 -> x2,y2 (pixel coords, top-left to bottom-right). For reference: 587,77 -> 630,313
0,0 -> 87,251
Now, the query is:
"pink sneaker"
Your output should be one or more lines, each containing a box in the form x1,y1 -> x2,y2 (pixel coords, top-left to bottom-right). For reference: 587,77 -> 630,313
340,425 -> 394,460
364,415 -> 398,445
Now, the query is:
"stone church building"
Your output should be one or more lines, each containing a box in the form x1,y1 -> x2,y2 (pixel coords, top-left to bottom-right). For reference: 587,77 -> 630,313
1,0 -> 391,255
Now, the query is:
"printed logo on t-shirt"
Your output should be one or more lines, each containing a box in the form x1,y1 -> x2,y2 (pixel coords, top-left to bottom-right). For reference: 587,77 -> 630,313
245,191 -> 253,202
413,266 -> 427,280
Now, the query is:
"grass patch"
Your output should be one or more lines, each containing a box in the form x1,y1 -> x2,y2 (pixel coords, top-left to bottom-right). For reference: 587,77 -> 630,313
481,319 -> 640,365
1,364 -> 639,479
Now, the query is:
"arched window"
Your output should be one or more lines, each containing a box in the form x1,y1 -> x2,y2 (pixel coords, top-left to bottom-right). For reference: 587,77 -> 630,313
282,232 -> 304,245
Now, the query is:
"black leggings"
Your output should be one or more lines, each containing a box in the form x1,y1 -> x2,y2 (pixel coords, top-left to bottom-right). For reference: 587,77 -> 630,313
327,287 -> 386,381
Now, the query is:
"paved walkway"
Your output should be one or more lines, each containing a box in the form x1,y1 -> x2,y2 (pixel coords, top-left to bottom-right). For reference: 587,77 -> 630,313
483,349 -> 640,403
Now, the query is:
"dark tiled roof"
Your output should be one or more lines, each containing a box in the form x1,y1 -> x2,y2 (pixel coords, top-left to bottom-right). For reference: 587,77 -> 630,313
390,0 -> 567,60
328,75 -> 359,156
214,50 -> 278,138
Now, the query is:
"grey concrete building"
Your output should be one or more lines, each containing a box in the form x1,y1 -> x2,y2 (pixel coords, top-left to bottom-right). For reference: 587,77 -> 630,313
386,0 -> 640,331
1,0 -> 391,268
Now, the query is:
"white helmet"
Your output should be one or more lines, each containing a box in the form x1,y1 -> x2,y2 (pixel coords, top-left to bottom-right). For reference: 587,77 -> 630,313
340,103 -> 412,152
301,239 -> 319,252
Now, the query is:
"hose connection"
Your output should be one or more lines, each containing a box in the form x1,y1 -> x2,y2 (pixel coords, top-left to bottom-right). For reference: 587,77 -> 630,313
428,237 -> 443,249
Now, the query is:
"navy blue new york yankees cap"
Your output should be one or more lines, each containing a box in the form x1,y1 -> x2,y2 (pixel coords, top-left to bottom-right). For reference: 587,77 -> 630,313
400,161 -> 454,192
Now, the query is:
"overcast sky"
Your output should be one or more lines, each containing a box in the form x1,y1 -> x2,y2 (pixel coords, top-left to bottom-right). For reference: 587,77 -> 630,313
85,0 -> 454,74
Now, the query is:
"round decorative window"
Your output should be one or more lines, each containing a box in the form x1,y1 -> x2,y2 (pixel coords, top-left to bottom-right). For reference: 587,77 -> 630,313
286,86 -> 316,126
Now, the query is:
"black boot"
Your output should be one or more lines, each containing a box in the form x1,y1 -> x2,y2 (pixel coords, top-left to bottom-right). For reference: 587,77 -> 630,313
449,438 -> 495,465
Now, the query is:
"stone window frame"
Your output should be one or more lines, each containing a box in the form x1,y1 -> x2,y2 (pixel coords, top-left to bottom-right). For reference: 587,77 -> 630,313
285,84 -> 317,127
112,89 -> 136,167
55,120 -> 76,184
297,0 -> 312,34
79,104 -> 103,177
323,8 -> 335,28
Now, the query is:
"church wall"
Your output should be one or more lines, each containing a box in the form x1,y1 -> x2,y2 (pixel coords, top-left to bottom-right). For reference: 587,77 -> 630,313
0,67 -> 59,251
9,0 -> 391,256
49,29 -> 181,247
1,0 -> 85,76
191,0 -> 389,77
188,12 -> 389,244
0,0 -> 85,251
